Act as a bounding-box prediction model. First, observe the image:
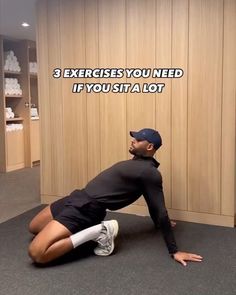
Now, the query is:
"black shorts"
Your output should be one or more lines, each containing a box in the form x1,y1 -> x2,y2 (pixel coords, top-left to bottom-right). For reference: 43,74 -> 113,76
50,189 -> 106,234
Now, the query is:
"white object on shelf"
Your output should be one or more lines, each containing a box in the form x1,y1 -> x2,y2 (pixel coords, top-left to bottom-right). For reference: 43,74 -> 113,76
29,62 -> 38,74
6,123 -> 23,132
5,78 -> 22,95
31,116 -> 39,120
4,50 -> 21,72
5,107 -> 15,119
31,107 -> 38,117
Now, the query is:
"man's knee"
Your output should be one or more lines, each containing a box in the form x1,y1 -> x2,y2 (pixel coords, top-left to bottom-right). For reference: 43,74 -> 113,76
28,206 -> 53,235
28,243 -> 47,264
28,221 -> 37,235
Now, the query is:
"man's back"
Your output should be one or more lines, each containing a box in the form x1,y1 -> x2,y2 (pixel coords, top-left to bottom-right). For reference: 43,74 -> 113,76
84,156 -> 161,210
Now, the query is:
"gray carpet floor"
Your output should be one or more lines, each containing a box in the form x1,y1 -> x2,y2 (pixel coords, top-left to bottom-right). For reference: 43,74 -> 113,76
0,206 -> 235,295
0,167 -> 40,223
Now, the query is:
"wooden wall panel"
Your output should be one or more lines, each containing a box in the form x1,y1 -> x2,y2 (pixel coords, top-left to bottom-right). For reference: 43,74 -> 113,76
126,0 -> 156,206
171,0 -> 188,210
188,0 -> 223,214
37,0 -> 236,226
221,0 -> 236,215
85,0 -> 101,181
60,0 -> 88,195
72,1 -> 88,190
155,0 -> 172,207
126,0 -> 156,134
36,0 -> 52,195
99,0 -> 127,170
47,0 -> 64,196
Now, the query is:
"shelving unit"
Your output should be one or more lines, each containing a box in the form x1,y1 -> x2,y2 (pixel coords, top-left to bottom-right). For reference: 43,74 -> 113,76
0,35 -> 40,172
4,71 -> 21,75
5,95 -> 22,98
6,117 -> 24,122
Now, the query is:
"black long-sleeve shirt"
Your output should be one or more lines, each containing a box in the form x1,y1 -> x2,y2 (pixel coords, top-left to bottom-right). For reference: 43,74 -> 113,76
84,155 -> 178,254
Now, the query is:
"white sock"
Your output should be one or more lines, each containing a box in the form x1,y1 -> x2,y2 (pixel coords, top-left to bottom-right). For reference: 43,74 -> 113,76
70,224 -> 103,248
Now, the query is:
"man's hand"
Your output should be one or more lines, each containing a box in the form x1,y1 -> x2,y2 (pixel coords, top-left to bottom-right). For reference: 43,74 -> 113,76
170,220 -> 177,228
173,251 -> 203,266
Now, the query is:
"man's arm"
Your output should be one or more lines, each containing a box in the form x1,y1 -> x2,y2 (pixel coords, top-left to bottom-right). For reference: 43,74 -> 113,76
141,169 -> 178,254
141,168 -> 203,266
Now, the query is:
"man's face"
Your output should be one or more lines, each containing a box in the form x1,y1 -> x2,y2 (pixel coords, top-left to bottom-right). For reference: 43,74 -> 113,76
129,138 -> 152,156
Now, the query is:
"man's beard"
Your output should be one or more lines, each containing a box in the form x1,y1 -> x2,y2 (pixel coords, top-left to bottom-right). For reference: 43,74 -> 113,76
129,148 -> 136,155
129,147 -> 145,156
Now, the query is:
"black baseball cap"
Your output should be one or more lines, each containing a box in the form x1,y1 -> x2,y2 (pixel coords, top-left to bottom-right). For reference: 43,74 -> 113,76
130,128 -> 162,150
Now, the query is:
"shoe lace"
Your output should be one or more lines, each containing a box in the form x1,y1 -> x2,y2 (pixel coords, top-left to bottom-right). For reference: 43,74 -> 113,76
96,227 -> 112,250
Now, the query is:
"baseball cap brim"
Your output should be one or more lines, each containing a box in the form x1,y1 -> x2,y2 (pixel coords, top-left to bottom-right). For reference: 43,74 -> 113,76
130,131 -> 146,141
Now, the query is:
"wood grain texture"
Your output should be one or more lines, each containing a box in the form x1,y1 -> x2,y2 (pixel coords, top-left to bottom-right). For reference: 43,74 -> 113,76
171,0 -> 188,210
126,0 -> 156,206
99,0 -> 127,170
155,0 -> 172,207
36,0 -> 51,195
37,0 -> 61,196
6,130 -> 24,169
85,0 -> 101,181
188,0 -> 223,214
221,0 -> 236,216
31,120 -> 40,162
47,0 -> 64,196
60,0 -> 88,194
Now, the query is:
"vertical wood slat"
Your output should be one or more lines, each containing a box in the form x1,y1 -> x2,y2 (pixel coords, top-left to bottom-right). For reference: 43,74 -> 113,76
155,0 -> 172,207
221,0 -> 236,216
126,0 -> 156,137
188,0 -> 223,214
60,0 -> 88,194
60,0 -> 78,194
126,0 -> 156,206
47,0 -> 64,196
99,0 -> 127,170
85,0 -> 101,181
72,1 -> 88,189
171,0 -> 188,210
36,0 -> 52,195
126,0 -> 156,146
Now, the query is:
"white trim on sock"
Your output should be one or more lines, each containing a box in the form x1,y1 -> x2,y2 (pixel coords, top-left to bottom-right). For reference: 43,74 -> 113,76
70,224 -> 103,248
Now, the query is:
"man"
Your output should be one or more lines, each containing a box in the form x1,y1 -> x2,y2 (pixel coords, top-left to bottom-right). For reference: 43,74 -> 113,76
28,128 -> 203,266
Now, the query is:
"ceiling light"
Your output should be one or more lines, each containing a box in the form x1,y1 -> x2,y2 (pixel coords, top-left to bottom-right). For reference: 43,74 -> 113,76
21,22 -> 30,27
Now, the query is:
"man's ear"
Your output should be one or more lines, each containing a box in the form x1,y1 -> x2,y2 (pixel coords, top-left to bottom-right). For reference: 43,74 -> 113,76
147,143 -> 155,151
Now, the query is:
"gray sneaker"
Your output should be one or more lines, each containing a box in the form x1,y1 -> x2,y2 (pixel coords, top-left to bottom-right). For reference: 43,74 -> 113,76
94,220 -> 119,256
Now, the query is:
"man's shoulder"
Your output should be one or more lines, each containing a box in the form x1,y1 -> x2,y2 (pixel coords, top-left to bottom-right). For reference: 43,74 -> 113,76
141,165 -> 162,181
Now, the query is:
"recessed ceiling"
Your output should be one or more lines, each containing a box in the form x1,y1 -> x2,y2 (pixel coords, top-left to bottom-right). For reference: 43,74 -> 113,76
0,0 -> 37,41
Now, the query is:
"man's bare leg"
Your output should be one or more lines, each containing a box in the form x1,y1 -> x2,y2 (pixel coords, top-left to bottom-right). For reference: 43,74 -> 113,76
29,205 -> 53,235
28,218 -> 120,264
28,220 -> 73,264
